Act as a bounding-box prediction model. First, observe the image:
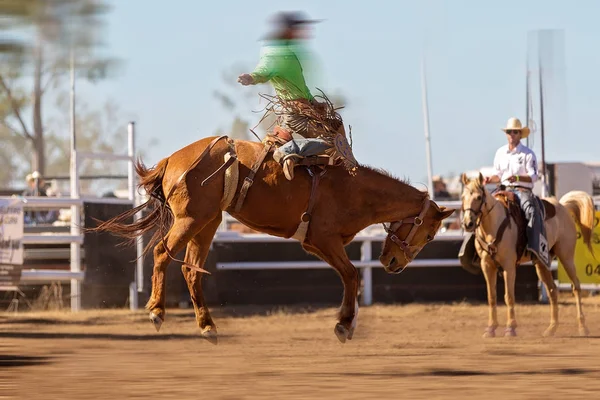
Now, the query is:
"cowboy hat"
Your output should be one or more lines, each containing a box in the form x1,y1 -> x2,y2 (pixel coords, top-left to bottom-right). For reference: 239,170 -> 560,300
501,117 -> 530,139
262,11 -> 323,39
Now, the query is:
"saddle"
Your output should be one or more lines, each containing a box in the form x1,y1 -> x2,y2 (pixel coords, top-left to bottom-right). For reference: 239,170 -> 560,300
263,127 -> 340,168
493,190 -> 556,259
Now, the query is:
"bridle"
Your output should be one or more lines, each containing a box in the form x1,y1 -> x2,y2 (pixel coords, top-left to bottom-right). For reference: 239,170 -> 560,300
382,198 -> 431,262
461,188 -> 496,230
462,185 -> 508,258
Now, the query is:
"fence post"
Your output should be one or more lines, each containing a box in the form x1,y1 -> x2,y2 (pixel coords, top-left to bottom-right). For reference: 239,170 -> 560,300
128,122 -> 143,309
361,240 -> 373,306
69,152 -> 82,312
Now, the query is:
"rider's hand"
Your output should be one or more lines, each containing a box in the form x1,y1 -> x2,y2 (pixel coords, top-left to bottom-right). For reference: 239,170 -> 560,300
237,73 -> 254,86
483,176 -> 491,184
507,176 -> 516,183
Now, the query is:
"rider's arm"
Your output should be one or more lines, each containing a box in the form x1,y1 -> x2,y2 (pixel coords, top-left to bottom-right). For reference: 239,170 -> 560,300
516,152 -> 538,183
249,50 -> 277,84
486,175 -> 501,184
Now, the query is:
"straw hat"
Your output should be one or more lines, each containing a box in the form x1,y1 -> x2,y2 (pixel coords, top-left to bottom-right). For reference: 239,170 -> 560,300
502,117 -> 530,139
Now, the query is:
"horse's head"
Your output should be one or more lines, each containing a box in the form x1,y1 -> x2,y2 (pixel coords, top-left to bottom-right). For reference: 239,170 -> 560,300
460,172 -> 488,232
379,198 -> 455,273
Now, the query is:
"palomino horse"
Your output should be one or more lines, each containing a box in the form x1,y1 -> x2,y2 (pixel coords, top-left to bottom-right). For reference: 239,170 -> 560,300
96,135 -> 455,343
460,173 -> 594,337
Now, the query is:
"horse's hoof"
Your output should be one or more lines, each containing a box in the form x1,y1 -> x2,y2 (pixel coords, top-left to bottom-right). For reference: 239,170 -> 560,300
579,326 -> 590,337
149,312 -> 163,332
482,327 -> 496,338
201,326 -> 218,345
334,323 -> 349,343
504,327 -> 517,337
543,326 -> 557,337
347,326 -> 355,341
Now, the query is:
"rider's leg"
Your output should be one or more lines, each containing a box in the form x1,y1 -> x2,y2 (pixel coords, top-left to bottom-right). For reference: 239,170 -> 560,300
274,137 -> 331,180
515,189 -> 549,267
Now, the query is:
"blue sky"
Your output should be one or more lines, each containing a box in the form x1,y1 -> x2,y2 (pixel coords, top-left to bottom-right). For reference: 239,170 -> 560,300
81,0 -> 600,185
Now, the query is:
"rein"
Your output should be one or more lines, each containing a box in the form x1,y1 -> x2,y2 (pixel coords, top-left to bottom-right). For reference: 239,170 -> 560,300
383,198 -> 431,263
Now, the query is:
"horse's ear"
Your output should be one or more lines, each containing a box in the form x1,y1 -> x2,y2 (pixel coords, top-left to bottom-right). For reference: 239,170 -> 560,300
437,207 -> 456,220
461,173 -> 469,185
477,172 -> 484,185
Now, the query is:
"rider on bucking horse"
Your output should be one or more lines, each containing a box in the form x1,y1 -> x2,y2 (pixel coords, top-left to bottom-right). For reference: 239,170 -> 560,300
237,11 -> 358,180
483,117 -> 550,269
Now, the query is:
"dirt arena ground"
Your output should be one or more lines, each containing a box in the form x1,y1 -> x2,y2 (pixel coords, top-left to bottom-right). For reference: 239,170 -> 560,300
2,296 -> 600,399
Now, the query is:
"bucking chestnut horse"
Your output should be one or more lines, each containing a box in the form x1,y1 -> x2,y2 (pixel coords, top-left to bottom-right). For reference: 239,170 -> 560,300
95,135 -> 455,343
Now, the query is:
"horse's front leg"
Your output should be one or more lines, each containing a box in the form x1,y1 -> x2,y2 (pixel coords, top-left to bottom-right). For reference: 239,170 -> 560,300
501,260 -> 518,337
303,240 -> 359,343
481,255 -> 499,338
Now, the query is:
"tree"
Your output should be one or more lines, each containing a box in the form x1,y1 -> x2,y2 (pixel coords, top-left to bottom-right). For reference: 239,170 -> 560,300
0,0 -> 117,176
0,0 -> 39,54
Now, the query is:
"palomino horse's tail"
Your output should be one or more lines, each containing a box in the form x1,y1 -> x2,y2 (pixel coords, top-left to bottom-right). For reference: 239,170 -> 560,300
559,190 -> 595,255
93,157 -> 172,256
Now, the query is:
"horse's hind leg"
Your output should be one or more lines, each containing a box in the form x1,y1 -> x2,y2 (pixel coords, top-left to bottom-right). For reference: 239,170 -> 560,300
181,215 -> 222,344
554,242 -> 590,336
147,216 -> 205,332
534,261 -> 559,336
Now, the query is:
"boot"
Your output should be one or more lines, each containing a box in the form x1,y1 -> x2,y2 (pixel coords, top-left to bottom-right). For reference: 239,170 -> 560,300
282,156 -> 296,181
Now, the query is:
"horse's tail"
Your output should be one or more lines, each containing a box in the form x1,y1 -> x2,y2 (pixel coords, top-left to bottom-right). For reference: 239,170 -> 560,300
559,190 -> 595,255
92,157 -> 172,256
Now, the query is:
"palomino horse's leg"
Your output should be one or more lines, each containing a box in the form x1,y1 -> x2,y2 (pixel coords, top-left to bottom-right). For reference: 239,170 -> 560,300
554,244 -> 590,336
480,256 -> 499,338
303,241 -> 359,344
181,216 -> 222,344
534,261 -> 559,337
501,262 -> 518,337
147,216 -> 204,332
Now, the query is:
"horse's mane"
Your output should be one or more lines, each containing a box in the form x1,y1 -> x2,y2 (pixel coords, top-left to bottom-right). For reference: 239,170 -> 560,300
361,164 -> 411,185
360,164 -> 429,200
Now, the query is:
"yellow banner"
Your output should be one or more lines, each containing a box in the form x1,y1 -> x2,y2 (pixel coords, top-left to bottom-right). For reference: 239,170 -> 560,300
557,210 -> 600,284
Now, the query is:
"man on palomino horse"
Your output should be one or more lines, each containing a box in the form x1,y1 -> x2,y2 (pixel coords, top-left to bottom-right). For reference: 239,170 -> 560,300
237,11 -> 358,180
482,117 -> 550,269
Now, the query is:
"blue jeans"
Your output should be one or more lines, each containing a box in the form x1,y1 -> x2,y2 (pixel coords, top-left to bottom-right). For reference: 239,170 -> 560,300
273,137 -> 330,162
510,188 -> 549,267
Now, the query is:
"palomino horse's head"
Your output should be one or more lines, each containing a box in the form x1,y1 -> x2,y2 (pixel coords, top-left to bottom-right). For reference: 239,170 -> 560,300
379,198 -> 455,273
460,172 -> 488,232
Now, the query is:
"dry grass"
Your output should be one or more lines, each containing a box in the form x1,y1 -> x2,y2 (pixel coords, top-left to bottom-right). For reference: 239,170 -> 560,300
2,297 -> 600,399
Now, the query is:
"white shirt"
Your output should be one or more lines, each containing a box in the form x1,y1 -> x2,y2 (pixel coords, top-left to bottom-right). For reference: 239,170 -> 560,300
493,143 -> 538,189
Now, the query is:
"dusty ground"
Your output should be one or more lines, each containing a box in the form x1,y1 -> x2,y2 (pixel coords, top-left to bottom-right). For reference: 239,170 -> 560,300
2,297 -> 600,400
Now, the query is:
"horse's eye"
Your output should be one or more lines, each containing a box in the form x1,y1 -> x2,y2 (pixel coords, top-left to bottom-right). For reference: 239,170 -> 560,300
476,195 -> 482,200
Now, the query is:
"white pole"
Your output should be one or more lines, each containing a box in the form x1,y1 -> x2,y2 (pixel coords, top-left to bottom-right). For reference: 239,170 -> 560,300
361,240 -> 373,306
421,56 -> 434,198
128,122 -> 143,309
69,48 -> 82,312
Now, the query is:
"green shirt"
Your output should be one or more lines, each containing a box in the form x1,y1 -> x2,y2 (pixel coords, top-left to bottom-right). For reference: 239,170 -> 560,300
250,40 -> 314,101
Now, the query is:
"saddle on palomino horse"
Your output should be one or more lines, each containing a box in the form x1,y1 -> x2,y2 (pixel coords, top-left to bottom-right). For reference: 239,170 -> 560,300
494,190 -> 555,261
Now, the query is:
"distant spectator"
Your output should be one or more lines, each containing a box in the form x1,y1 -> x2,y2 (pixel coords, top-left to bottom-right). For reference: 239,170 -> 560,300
22,172 -> 58,225
433,175 -> 451,200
